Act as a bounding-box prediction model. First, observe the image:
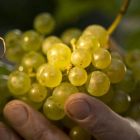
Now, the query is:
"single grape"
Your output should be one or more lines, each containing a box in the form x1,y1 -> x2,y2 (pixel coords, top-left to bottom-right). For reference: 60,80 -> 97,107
132,61 -> 140,81
76,35 -> 100,53
42,36 -> 62,55
92,48 -> 111,69
8,71 -> 31,96
71,48 -> 91,68
43,96 -> 65,120
82,24 -> 109,48
21,30 -> 42,51
39,64 -> 62,87
47,43 -> 71,70
102,59 -> 126,83
86,71 -> 110,96
33,13 -> 55,35
68,67 -> 87,86
111,51 -> 123,61
53,82 -> 78,109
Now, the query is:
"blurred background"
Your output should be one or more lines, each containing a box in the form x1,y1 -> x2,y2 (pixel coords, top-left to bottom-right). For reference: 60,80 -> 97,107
0,0 -> 140,65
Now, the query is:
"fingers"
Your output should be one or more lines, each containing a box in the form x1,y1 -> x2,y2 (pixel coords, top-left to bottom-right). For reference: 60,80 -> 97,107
64,93 -> 140,140
0,122 -> 22,140
4,100 -> 70,140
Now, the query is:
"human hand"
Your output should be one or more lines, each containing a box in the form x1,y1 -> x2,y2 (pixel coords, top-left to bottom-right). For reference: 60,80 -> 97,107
0,93 -> 140,140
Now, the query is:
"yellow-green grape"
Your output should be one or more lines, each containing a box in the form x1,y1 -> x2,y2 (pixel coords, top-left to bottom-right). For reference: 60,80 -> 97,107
61,115 -> 77,129
4,29 -> 22,47
6,43 -> 24,62
47,43 -> 71,70
114,70 -> 137,93
125,50 -> 140,68
125,103 -> 140,120
42,36 -> 62,55
92,48 -> 111,69
8,71 -> 31,96
77,85 -> 89,95
34,13 -> 55,35
71,48 -> 91,68
43,96 -> 65,120
76,35 -> 100,53
21,51 -> 45,72
69,126 -> 92,140
21,30 -> 41,51
95,85 -> 114,104
53,82 -> 78,109
109,90 -> 131,114
28,83 -> 47,102
39,64 -> 62,87
102,59 -> 126,83
68,67 -> 87,86
111,51 -> 123,61
61,28 -> 82,45
86,71 -> 110,96
82,24 -> 109,48
36,63 -> 49,81
132,61 -> 140,81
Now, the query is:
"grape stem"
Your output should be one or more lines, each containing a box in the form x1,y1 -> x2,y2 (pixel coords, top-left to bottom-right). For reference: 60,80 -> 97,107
108,0 -> 131,35
0,37 -> 6,60
70,38 -> 76,51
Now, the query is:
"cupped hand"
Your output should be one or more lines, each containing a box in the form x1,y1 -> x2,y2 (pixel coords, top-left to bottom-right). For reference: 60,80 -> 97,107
0,93 -> 140,140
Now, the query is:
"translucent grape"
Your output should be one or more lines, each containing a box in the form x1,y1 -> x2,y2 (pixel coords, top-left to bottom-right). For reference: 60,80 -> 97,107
21,30 -> 42,51
111,51 -> 123,61
102,59 -> 126,83
8,71 -> 31,96
76,35 -> 100,53
68,67 -> 87,86
71,48 -> 91,68
42,36 -> 62,55
47,43 -> 71,70
34,13 -> 55,35
28,83 -> 47,102
39,64 -> 62,87
132,61 -> 140,81
82,25 -> 109,48
92,48 -> 111,69
43,96 -> 65,120
53,82 -> 78,109
85,71 -> 110,96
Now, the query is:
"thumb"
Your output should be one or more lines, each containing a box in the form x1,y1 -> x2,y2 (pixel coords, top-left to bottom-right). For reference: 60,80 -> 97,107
64,93 -> 139,140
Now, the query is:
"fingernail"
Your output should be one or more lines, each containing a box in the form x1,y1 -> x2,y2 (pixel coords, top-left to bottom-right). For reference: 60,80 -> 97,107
67,99 -> 90,120
0,128 -> 10,140
5,105 -> 28,127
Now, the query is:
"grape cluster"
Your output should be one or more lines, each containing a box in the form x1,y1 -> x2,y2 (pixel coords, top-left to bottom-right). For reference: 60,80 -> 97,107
1,12 -> 140,140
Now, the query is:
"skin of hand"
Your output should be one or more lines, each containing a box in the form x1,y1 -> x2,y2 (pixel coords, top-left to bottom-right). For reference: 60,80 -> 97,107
0,93 -> 140,140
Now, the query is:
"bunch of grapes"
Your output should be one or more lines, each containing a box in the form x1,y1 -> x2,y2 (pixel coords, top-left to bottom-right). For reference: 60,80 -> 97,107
1,10 -> 140,139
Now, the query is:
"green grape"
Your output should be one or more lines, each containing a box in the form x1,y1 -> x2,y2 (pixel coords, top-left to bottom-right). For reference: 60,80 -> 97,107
95,85 -> 114,104
6,43 -> 24,62
28,83 -> 47,102
125,50 -> 140,68
61,28 -> 82,45
132,61 -> 140,81
33,13 -> 55,35
4,29 -> 22,47
21,51 -> 45,72
114,70 -> 137,93
102,59 -> 126,83
39,64 -> 62,87
8,71 -> 31,96
53,82 -> 78,109
42,36 -> 62,55
43,96 -> 65,120
47,43 -> 71,70
109,90 -> 131,114
86,71 -> 110,96
61,115 -> 77,129
77,85 -> 89,95
68,67 -> 87,86
69,126 -> 92,140
125,103 -> 140,120
76,35 -> 100,53
21,30 -> 42,51
82,24 -> 109,48
111,51 -> 123,61
71,48 -> 91,68
92,48 -> 111,69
